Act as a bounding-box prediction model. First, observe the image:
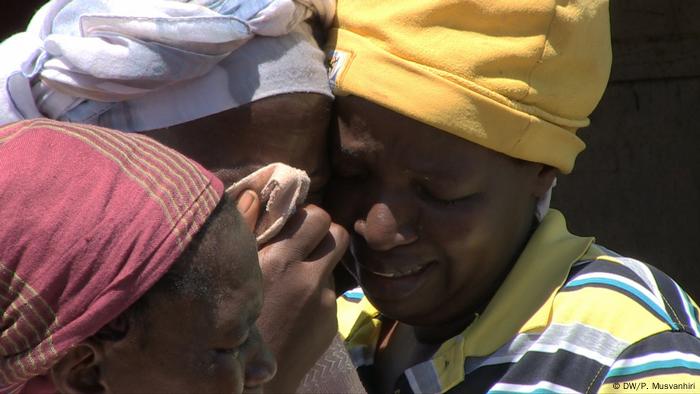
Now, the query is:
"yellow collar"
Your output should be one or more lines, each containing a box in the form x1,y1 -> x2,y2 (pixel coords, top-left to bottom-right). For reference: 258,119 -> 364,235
456,209 -> 595,356
418,210 -> 598,390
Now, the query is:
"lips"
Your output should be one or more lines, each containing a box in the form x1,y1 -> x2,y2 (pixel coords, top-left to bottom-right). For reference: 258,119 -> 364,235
349,240 -> 435,278
350,251 -> 437,301
347,236 -> 440,301
358,261 -> 436,302
362,261 -> 432,278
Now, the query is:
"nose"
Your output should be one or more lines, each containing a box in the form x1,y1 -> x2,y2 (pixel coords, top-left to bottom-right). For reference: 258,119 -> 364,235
243,331 -> 277,390
354,202 -> 418,251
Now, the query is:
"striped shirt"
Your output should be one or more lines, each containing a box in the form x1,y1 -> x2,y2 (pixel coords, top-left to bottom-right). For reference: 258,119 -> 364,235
337,210 -> 700,393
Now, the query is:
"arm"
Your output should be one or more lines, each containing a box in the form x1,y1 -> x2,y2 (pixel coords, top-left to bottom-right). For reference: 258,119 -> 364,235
237,191 -> 349,392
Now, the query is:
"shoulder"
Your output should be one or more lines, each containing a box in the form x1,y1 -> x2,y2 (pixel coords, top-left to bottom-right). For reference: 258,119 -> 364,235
483,249 -> 700,393
555,248 -> 700,341
597,330 -> 700,392
556,249 -> 700,392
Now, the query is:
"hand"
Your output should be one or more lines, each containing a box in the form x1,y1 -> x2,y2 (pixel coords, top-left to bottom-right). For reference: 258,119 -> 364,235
236,191 -> 348,392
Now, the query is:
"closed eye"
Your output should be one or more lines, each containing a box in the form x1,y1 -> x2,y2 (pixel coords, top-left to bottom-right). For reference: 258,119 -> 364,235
212,328 -> 250,359
419,184 -> 475,207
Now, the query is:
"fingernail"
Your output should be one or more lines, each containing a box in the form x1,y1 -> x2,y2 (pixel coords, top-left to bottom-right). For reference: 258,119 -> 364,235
237,190 -> 256,213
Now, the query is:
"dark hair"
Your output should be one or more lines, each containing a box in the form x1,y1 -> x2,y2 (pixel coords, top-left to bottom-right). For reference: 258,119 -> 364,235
93,193 -> 240,342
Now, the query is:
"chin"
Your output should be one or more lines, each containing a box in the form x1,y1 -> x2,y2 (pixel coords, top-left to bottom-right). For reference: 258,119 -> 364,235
365,292 -> 440,324
368,289 -> 483,333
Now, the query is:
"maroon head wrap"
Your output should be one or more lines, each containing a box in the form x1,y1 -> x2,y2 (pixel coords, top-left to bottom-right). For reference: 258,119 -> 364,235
0,119 -> 223,392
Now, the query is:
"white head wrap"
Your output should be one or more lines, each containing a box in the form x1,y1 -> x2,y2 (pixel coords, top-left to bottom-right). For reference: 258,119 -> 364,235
0,0 -> 334,131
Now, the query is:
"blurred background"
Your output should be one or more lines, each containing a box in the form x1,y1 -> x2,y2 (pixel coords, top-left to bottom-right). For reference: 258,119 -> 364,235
2,1 -> 698,298
552,2 -> 700,299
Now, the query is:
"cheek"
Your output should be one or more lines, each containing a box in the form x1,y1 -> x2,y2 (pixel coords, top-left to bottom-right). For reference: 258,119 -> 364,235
147,350 -> 245,394
423,207 -> 480,254
432,201 -> 529,285
101,331 -> 246,394
420,203 -> 502,275
100,343 -> 198,393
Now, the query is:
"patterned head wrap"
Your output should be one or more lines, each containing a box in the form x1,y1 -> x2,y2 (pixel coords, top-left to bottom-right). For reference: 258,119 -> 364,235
0,0 -> 334,131
0,119 -> 223,392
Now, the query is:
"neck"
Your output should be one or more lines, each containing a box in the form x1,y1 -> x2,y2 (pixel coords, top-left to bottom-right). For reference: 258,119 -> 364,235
411,311 -> 478,344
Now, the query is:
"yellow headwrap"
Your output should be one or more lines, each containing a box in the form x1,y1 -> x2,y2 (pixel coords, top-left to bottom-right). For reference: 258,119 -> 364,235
326,0 -> 612,173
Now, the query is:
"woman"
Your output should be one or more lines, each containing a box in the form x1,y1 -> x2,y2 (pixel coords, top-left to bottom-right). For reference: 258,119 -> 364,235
0,119 -> 277,393
0,1 -> 359,391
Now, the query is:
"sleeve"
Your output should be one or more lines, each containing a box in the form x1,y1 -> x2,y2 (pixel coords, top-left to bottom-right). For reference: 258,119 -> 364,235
336,288 -> 382,368
297,334 -> 367,394
597,330 -> 700,393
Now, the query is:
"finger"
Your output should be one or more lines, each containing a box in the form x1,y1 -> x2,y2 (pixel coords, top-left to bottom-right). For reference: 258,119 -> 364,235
304,223 -> 349,279
236,189 -> 261,233
262,205 -> 332,261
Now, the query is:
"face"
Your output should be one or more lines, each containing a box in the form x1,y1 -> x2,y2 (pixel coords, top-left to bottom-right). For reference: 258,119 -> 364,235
144,93 -> 332,203
326,96 -> 552,329
98,204 -> 276,394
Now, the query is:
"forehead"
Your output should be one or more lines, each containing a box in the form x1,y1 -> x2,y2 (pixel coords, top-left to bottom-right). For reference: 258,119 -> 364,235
144,93 -> 332,189
171,200 -> 262,302
146,272 -> 262,328
204,206 -> 261,290
334,96 -> 499,174
142,215 -> 262,337
210,272 -> 263,331
248,92 -> 332,121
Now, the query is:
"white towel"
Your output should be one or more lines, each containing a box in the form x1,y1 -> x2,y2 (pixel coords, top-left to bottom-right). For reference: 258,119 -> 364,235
227,163 -> 310,245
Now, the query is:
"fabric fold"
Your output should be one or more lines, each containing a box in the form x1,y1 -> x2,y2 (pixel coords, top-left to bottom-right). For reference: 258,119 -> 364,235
226,163 -> 310,245
0,0 -> 335,129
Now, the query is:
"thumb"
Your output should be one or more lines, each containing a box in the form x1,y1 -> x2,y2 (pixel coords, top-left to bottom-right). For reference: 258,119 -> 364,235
235,189 -> 261,233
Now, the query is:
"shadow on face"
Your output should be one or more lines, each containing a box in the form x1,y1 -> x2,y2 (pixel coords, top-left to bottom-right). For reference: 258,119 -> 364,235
143,93 -> 332,204
51,197 -> 276,394
326,96 -> 555,335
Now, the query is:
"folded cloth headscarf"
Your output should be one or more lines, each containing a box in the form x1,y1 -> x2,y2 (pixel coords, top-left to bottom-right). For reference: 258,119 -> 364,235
0,0 -> 334,131
0,119 -> 223,393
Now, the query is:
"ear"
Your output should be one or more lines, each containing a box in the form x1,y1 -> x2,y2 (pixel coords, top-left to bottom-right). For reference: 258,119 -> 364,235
532,165 -> 558,198
232,189 -> 261,233
50,340 -> 105,394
